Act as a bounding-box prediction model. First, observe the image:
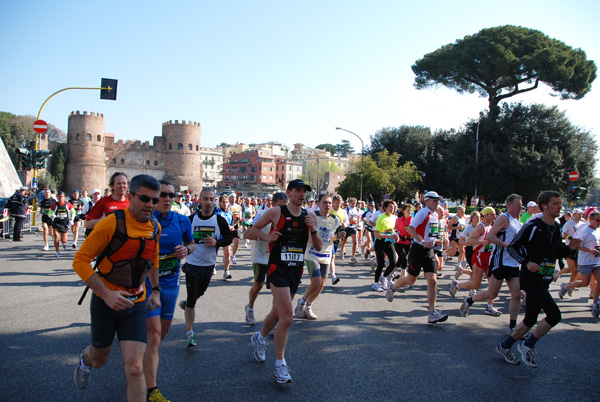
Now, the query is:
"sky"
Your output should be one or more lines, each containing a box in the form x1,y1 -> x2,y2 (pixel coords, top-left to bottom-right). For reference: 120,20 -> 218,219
1,0 -> 599,157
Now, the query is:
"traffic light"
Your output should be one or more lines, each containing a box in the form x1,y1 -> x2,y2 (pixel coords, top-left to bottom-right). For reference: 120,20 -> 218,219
575,187 -> 587,201
568,186 -> 577,202
33,150 -> 52,169
16,147 -> 32,170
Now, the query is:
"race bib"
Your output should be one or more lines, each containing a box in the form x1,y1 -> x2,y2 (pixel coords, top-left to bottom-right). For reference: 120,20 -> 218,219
281,246 -> 304,264
158,255 -> 178,277
429,223 -> 439,238
484,243 -> 493,253
193,226 -> 216,244
539,261 -> 555,276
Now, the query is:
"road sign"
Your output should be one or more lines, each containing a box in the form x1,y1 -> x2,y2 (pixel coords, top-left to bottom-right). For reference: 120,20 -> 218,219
33,120 -> 48,134
569,171 -> 579,182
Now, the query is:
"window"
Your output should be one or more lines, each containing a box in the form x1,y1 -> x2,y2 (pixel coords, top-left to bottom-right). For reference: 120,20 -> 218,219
196,145 -> 199,151
169,143 -> 172,150
97,135 -> 102,141
241,175 -> 247,179
270,167 -> 273,171
120,159 -> 124,164
251,167 -> 255,172
289,166 -> 292,171
112,158 -> 116,164
146,160 -> 150,165
86,133 -> 92,141
234,159 -> 238,163
154,161 -> 158,166
76,133 -> 80,140
178,143 -> 183,150
188,144 -> 192,150
241,158 -> 249,163
241,167 -> 247,173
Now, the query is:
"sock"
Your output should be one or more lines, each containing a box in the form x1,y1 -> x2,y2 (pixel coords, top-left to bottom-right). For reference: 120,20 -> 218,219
466,297 -> 474,306
79,354 -> 90,369
501,335 -> 516,349
147,387 -> 157,395
275,359 -> 286,367
486,304 -> 493,309
247,305 -> 254,310
306,302 -> 312,307
524,334 -> 538,348
298,296 -> 306,304
509,319 -> 517,329
186,330 -> 194,336
257,332 -> 266,343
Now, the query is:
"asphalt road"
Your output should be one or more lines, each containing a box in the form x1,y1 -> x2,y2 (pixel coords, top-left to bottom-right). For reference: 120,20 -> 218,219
0,232 -> 598,402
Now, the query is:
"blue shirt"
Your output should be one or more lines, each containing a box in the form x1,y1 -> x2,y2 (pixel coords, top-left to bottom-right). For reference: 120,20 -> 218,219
217,208 -> 233,226
145,210 -> 193,288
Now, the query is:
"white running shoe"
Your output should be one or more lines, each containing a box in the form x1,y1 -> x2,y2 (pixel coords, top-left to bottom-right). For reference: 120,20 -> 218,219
274,364 -> 292,383
251,333 -> 265,363
55,251 -> 60,258
558,282 -> 568,299
449,280 -> 458,298
459,296 -> 471,317
484,305 -> 502,316
231,256 -> 237,265
245,304 -> 255,325
294,299 -> 306,318
428,310 -> 448,324
42,244 -> 49,251
304,306 -> 318,320
372,282 -> 383,292
517,342 -> 537,368
380,275 -> 388,291
223,270 -> 232,280
495,343 -> 520,365
386,285 -> 395,302
468,289 -> 476,298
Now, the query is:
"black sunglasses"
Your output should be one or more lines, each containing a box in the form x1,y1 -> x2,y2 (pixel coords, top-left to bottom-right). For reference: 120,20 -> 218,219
160,192 -> 176,199
132,193 -> 159,204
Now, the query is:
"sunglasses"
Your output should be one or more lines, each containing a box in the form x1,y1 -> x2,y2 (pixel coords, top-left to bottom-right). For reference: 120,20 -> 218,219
160,192 -> 176,199
132,193 -> 159,204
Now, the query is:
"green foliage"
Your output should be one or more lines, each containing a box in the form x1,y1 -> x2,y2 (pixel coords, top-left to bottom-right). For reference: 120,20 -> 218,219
335,139 -> 354,157
300,161 -> 342,193
49,145 -> 66,189
412,25 -> 597,119
37,171 -> 58,190
316,143 -> 337,155
337,150 -> 421,202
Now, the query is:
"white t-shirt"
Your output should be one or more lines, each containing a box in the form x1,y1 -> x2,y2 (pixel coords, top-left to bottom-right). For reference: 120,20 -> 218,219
574,225 -> 600,266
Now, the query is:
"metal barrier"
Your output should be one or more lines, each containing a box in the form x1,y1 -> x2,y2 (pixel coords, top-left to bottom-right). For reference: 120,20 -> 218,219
0,209 -> 35,240
0,209 -> 9,239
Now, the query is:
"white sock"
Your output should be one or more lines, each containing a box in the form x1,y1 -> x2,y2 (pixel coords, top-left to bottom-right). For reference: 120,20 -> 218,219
275,359 -> 286,367
257,332 -> 267,343
186,330 -> 194,336
298,296 -> 306,304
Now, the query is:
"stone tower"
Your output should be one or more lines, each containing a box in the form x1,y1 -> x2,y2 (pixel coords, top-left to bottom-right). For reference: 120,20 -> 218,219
64,111 -> 107,193
162,120 -> 202,193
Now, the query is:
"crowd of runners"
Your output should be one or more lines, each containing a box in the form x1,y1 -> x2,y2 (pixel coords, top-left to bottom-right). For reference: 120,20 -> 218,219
54,170 -> 599,401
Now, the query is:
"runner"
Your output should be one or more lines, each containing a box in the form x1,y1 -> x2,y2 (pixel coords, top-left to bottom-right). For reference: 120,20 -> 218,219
179,189 -> 233,348
241,197 -> 255,248
216,195 -> 234,280
144,180 -> 194,402
361,201 -> 377,260
458,194 -> 524,333
394,203 -> 413,278
444,205 -> 466,260
246,192 -> 289,325
329,195 -> 348,284
340,197 -> 361,263
247,179 -> 322,384
171,192 -> 191,216
371,200 -> 398,292
50,191 -> 75,258
81,189 -> 102,238
39,188 -> 54,251
72,174 -> 162,400
386,191 -> 448,325
85,172 -> 129,232
557,208 -> 584,285
69,190 -> 86,248
494,191 -> 581,368
455,211 -> 481,279
228,194 -> 242,265
295,193 -> 344,319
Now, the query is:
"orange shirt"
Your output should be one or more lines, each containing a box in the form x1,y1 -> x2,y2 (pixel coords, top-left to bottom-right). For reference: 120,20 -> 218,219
73,208 -> 160,303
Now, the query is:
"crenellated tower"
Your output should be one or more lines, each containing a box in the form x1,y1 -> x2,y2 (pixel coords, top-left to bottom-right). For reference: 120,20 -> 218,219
162,120 -> 202,193
64,111 -> 107,193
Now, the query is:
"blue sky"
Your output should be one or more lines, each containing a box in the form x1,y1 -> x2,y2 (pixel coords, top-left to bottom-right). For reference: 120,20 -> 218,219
1,0 -> 599,155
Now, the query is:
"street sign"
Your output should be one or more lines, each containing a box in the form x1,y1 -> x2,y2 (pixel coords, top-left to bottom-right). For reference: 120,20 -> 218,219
569,171 -> 579,182
33,120 -> 48,134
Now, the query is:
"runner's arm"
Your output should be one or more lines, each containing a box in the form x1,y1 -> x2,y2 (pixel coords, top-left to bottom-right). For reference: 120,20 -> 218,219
486,215 -> 509,247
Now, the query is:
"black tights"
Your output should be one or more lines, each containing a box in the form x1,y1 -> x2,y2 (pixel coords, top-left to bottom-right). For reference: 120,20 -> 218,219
374,239 -> 397,282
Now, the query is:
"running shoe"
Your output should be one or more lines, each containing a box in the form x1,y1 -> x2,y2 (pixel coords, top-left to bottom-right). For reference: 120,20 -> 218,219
251,332 -> 266,363
178,300 -> 186,310
459,259 -> 467,269
385,285 -> 395,302
42,244 -> 49,251
350,256 -> 357,263
517,342 -> 537,368
436,270 -> 442,277
63,243 -> 67,250
245,304 -> 255,325
244,242 -> 248,248
495,343 -> 520,365
428,310 -> 448,324
304,306 -> 317,320
294,299 -> 306,318
364,249 -> 370,260
401,284 -> 413,291
73,348 -> 91,389
380,275 -> 388,291
552,270 -> 560,282
449,280 -> 458,298
484,305 -> 502,316
148,387 -> 170,402
72,243 -> 77,249
372,282 -> 383,292
223,270 -> 232,280
332,276 -> 340,285
468,289 -> 477,298
186,332 -> 196,348
274,364 -> 292,384
454,269 -> 462,280
558,282 -> 568,299
231,256 -> 237,265
370,259 -> 377,272
55,251 -> 60,258
213,268 -> 216,276
591,301 -> 600,319
567,283 -> 574,297
459,296 -> 471,317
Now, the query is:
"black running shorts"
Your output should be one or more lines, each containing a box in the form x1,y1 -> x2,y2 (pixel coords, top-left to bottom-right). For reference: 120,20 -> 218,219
407,243 -> 436,276
90,293 -> 147,349
266,264 -> 303,296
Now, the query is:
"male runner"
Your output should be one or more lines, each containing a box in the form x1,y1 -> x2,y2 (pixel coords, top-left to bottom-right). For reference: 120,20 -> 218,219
72,174 -> 162,401
246,192 -> 288,325
179,189 -> 232,348
241,197 -> 255,247
386,191 -> 448,325
50,191 -> 74,257
144,180 -> 194,402
69,190 -> 86,248
39,188 -> 54,251
85,172 -> 129,231
228,194 -> 242,264
340,197 -> 361,263
247,179 -> 322,384
329,195 -> 348,284
494,191 -> 581,368
81,189 -> 102,238
217,195 -> 234,280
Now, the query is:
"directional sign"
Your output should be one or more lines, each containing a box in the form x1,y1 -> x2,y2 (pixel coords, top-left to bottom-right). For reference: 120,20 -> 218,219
569,171 -> 579,182
33,120 -> 48,134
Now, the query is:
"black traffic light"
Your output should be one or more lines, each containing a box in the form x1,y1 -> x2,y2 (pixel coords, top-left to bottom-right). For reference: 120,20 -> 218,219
16,147 -> 32,170
576,187 -> 587,201
100,78 -> 118,100
33,149 -> 52,169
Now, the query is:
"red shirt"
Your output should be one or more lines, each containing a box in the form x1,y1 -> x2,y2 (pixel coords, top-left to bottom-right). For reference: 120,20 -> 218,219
86,196 -> 129,220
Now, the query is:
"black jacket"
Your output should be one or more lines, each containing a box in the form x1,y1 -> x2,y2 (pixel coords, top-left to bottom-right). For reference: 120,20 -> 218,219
7,191 -> 29,218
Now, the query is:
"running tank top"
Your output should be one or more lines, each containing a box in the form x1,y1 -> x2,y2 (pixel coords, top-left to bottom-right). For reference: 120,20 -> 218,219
268,205 -> 309,269
489,212 -> 521,268
473,222 -> 492,253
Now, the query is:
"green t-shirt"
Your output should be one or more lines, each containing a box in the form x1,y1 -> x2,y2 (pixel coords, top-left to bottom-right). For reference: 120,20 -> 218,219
520,212 -> 531,224
375,213 -> 397,241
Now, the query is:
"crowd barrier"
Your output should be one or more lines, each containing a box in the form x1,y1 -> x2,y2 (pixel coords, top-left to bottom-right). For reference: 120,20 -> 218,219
0,208 -> 35,240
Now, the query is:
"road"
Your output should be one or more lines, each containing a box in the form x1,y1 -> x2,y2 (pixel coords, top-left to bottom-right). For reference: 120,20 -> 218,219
0,232 -> 598,401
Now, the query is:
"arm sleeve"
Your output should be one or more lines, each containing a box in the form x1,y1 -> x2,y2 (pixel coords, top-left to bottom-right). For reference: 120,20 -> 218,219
215,215 -> 233,247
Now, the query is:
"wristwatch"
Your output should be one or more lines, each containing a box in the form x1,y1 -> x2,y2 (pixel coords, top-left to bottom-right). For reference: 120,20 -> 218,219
151,286 -> 162,292
185,246 -> 192,255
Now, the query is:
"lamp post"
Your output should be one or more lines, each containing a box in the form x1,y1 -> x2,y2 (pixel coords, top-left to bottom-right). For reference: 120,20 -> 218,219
335,127 -> 364,201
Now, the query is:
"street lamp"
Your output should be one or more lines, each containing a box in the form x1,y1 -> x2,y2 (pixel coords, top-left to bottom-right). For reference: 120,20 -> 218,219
335,127 -> 364,201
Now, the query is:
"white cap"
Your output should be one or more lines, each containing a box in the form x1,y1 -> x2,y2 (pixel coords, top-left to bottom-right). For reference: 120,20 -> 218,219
92,189 -> 101,194
572,208 -> 583,214
424,191 -> 443,201
527,201 -> 537,208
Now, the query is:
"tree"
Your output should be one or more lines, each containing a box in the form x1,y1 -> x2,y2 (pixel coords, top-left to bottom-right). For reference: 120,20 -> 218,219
335,139 -> 354,157
49,145 -> 66,189
300,161 -> 342,193
316,143 -> 337,155
412,25 -> 597,119
337,150 -> 421,202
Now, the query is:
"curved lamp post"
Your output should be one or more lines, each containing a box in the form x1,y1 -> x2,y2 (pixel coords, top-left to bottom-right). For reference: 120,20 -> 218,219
335,127 -> 364,201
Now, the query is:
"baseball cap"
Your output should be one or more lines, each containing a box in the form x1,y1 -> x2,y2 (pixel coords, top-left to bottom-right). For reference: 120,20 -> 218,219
175,192 -> 183,196
57,190 -> 65,196
92,189 -> 101,194
287,179 -> 311,192
20,186 -> 28,191
308,198 -> 315,202
572,208 -> 583,214
369,201 -> 375,205
527,201 -> 537,208
481,206 -> 495,216
264,194 -> 273,200
73,189 -> 79,193
423,191 -> 443,201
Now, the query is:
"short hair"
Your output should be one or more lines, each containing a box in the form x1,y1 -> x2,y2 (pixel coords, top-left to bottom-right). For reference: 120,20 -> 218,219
506,193 -> 523,205
318,193 -> 332,202
457,205 -> 466,211
382,200 -> 396,209
158,179 -> 172,186
218,195 -> 229,202
348,197 -> 357,204
200,188 -> 215,198
109,172 -> 128,187
332,194 -> 343,202
589,212 -> 599,220
273,192 -> 289,204
400,203 -> 413,213
537,190 -> 560,209
129,174 -> 160,193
